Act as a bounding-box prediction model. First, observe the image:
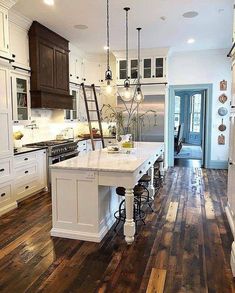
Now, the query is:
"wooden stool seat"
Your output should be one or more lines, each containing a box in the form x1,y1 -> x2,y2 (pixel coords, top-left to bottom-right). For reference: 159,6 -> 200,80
116,185 -> 145,197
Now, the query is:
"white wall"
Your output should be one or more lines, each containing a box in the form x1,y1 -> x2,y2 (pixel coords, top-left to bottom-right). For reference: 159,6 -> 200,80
168,49 -> 232,162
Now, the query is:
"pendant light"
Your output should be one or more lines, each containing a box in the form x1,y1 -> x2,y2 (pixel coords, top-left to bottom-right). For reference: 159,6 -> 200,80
105,0 -> 113,94
134,27 -> 144,103
122,7 -> 133,102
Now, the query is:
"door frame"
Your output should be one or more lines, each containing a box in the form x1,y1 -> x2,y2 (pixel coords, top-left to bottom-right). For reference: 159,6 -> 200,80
168,84 -> 213,168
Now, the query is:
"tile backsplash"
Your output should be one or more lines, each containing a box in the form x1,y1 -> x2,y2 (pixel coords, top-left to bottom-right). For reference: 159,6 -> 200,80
13,109 -> 115,145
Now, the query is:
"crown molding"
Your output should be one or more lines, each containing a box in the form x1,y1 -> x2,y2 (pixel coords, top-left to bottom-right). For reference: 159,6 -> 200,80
0,0 -> 17,9
8,8 -> 32,30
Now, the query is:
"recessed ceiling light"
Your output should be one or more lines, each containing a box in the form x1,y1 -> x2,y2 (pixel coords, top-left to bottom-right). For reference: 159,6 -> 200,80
183,11 -> 199,18
104,46 -> 109,50
74,24 -> 88,30
187,38 -> 195,44
44,0 -> 54,6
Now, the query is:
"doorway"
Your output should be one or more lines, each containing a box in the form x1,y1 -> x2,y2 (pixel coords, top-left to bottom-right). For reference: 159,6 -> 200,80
168,84 -> 213,168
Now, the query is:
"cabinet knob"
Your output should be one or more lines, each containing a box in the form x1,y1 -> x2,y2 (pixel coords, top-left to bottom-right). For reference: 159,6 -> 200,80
83,78 -> 86,81
25,186 -> 29,190
152,75 -> 155,78
12,54 -> 16,58
139,170 -> 142,174
0,168 -> 5,172
76,76 -> 79,79
148,162 -> 151,165
24,158 -> 28,161
1,193 -> 6,197
25,170 -> 29,174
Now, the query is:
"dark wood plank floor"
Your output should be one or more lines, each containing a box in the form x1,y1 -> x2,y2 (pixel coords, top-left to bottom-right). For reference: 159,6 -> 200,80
0,167 -> 234,293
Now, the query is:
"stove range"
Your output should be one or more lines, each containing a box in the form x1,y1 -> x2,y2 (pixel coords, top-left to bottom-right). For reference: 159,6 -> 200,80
26,139 -> 78,157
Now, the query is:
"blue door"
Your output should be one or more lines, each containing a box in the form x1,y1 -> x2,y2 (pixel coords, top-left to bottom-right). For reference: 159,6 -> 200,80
187,93 -> 202,145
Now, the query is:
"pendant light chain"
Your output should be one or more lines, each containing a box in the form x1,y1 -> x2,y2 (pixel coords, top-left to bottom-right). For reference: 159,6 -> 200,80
137,28 -> 141,84
107,0 -> 110,70
124,7 -> 130,83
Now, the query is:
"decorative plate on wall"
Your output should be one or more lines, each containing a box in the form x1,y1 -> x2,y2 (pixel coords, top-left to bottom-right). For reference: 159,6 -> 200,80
218,107 -> 228,116
218,93 -> 228,104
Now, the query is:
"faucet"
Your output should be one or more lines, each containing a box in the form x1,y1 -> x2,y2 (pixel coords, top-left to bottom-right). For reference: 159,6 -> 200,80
25,120 -> 39,130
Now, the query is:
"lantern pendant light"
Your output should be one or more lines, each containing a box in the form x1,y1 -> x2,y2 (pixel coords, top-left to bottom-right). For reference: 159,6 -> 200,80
105,0 -> 113,93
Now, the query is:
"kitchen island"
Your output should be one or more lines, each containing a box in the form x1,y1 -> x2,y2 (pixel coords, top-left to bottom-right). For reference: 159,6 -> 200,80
50,142 -> 164,244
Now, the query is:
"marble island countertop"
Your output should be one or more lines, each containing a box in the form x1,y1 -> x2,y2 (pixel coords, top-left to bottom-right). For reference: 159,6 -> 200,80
50,142 -> 164,173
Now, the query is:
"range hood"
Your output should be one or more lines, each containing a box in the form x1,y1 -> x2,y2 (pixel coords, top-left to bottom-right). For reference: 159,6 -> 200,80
29,21 -> 73,110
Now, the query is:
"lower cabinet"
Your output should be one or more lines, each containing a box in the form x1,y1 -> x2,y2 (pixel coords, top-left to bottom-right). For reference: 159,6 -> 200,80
0,181 -> 15,216
13,149 -> 47,201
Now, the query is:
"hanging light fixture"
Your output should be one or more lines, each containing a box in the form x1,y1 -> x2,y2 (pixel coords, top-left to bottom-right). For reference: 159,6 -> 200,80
134,27 -> 144,103
121,7 -> 133,102
105,0 -> 113,94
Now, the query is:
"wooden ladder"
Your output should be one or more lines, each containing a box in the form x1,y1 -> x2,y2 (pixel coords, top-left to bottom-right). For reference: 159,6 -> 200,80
81,83 -> 105,151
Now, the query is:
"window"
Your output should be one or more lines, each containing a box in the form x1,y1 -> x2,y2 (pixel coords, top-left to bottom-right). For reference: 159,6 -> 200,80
190,94 -> 201,133
174,96 -> 181,131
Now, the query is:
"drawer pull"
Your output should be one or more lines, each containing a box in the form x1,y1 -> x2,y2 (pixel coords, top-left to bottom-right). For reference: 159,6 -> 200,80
148,162 -> 151,165
24,158 -> 29,161
25,186 -> 29,189
139,170 -> 142,174
1,193 -> 6,197
0,168 -> 5,172
25,171 -> 29,174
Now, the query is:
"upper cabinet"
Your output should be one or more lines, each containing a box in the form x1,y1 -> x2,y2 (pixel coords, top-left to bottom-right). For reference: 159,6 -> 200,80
11,72 -> 31,124
28,21 -> 72,109
116,55 -> 167,84
0,6 -> 9,58
9,22 -> 29,69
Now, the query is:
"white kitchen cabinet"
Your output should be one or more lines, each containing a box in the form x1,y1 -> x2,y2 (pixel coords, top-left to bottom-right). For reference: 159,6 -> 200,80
11,72 -> 31,124
65,85 -> 79,121
0,66 -> 10,109
0,67 -> 12,158
69,54 -> 80,84
77,140 -> 87,155
0,6 -> 9,57
0,156 -> 13,184
0,181 -> 16,216
116,56 -> 167,84
13,149 -> 48,201
9,22 -> 30,69
229,113 -> 235,164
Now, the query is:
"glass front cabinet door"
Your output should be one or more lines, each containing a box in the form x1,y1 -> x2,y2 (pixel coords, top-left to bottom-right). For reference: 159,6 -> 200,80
11,73 -> 30,124
65,87 -> 79,121
142,56 -> 167,82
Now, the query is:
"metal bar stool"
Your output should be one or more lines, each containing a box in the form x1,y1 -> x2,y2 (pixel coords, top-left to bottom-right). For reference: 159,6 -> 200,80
138,174 -> 154,212
154,156 -> 164,188
114,185 -> 146,233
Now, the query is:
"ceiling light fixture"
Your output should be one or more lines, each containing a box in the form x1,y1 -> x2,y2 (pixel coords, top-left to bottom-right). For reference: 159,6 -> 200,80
187,38 -> 195,44
44,0 -> 54,6
74,24 -> 88,30
183,11 -> 198,18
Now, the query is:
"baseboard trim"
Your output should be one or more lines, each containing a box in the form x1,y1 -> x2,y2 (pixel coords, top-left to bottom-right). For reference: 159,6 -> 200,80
207,160 -> 228,169
0,201 -> 18,217
51,217 -> 115,243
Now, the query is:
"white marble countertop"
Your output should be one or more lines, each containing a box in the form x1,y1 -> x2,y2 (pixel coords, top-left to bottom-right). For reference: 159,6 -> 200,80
50,142 -> 164,173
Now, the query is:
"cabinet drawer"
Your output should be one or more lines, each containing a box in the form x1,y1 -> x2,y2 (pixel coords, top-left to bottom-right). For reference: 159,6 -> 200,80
14,152 -> 37,168
0,183 -> 12,205
0,157 -> 12,183
15,178 -> 40,200
15,163 -> 38,183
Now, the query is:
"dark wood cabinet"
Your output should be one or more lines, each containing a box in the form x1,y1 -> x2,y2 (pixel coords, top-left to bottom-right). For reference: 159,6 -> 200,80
29,21 -> 72,109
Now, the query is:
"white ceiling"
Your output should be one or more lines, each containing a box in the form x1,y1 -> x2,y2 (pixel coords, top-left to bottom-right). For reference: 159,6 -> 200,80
13,0 -> 234,54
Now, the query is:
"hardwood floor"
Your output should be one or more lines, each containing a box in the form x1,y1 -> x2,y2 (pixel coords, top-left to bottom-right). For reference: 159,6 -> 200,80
0,167 -> 234,293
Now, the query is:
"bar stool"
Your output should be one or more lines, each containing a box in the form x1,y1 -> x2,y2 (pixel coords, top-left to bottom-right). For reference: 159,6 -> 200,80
113,185 -> 146,232
137,174 -> 154,212
154,156 -> 164,188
